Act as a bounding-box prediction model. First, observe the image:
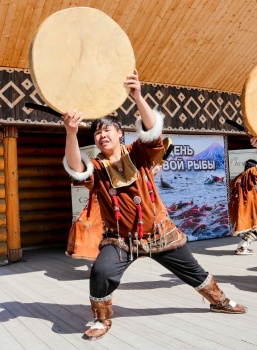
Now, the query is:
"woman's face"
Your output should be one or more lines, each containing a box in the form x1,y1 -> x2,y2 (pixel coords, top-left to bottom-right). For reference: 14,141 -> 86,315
94,124 -> 122,154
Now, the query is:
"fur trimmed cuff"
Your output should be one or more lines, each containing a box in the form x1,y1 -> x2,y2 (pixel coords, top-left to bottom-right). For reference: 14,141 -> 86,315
63,151 -> 94,181
135,109 -> 165,142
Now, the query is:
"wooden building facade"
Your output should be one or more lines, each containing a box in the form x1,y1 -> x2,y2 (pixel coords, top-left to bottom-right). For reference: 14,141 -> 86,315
0,67 -> 248,264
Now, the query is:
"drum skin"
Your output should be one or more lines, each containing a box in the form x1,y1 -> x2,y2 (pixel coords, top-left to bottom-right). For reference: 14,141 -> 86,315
241,64 -> 257,136
29,7 -> 135,119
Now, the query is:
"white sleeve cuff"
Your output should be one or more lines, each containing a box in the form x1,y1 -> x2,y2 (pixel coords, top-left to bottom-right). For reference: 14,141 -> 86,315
135,110 -> 165,142
63,151 -> 94,181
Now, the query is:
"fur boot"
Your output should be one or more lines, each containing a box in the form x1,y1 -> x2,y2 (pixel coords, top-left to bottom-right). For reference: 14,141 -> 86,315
83,294 -> 113,341
196,274 -> 247,313
235,231 -> 256,255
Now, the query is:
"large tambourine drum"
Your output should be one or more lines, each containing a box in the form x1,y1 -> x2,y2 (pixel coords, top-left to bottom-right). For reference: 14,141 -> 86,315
241,65 -> 257,136
29,7 -> 135,119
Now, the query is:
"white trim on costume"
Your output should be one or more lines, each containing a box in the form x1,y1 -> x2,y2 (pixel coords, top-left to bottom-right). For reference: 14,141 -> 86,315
135,109 -> 165,142
63,151 -> 94,181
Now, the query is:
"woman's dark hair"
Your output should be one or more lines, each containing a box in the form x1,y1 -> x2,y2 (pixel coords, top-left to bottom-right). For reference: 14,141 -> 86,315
244,159 -> 257,171
91,117 -> 122,134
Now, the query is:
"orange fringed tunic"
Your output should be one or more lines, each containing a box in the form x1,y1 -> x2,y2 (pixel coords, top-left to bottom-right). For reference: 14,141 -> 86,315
229,166 -> 257,235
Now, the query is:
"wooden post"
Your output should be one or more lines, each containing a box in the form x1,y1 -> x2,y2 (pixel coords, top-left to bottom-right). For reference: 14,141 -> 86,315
3,126 -> 22,262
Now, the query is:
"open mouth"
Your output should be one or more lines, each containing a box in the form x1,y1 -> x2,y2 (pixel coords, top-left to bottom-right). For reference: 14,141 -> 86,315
100,140 -> 109,146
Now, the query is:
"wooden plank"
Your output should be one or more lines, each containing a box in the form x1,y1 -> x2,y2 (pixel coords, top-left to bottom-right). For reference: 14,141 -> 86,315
0,322 -> 24,350
0,241 -> 7,255
19,198 -> 71,211
10,0 -> 39,67
1,0 -> 28,66
146,0 -> 215,83
18,0 -> 50,67
0,268 -> 132,349
2,0 -> 257,92
20,209 -> 71,222
110,0 -> 140,32
0,198 -> 6,212
18,155 -> 64,166
21,232 -> 68,247
18,177 -> 70,188
0,156 -> 4,170
3,132 -> 21,251
0,1 -> 9,40
17,146 -> 64,156
0,184 -> 5,198
2,1 -> 22,66
182,2 -> 244,90
0,228 -> 6,237
18,134 -> 66,145
155,0 -> 221,84
100,0 -> 124,18
138,0 -> 194,78
18,188 -> 70,200
0,227 -> 7,242
124,0 -> 157,45
0,237 -> 256,349
0,287 -> 80,350
37,0 -> 56,26
0,1 -> 17,63
20,220 -> 71,233
18,166 -> 67,177
0,170 -> 5,185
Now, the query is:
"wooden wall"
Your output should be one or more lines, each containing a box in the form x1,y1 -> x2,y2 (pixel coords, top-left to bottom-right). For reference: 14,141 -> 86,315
1,1 -> 257,93
0,133 -> 7,262
17,132 -> 72,248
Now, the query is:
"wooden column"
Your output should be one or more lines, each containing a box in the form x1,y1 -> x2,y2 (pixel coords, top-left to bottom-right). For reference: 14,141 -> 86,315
3,126 -> 22,262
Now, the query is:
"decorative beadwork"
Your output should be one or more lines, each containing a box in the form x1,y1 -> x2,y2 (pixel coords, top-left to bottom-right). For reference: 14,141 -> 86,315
109,188 -> 117,196
195,273 -> 211,291
90,293 -> 113,301
133,196 -> 141,205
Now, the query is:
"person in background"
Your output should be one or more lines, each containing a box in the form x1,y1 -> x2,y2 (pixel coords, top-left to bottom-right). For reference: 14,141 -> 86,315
229,159 -> 257,255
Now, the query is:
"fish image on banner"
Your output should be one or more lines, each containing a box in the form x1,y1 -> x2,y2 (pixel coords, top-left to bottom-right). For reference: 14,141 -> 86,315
125,132 -> 230,241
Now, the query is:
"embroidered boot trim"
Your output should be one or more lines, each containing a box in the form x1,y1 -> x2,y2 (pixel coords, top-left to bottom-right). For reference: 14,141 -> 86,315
90,293 -> 113,302
195,273 -> 211,291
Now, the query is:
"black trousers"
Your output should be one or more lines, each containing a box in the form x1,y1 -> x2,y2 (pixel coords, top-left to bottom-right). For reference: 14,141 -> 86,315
90,243 -> 208,298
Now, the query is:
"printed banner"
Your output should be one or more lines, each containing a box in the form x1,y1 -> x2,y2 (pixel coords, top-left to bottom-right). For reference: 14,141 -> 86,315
228,149 -> 257,179
125,132 -> 230,241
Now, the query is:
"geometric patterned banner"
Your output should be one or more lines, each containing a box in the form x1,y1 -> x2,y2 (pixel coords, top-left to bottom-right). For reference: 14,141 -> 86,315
119,83 -> 243,134
0,67 -> 244,134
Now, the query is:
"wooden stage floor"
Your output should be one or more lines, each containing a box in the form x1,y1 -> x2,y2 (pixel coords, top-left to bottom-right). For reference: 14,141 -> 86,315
0,236 -> 256,350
